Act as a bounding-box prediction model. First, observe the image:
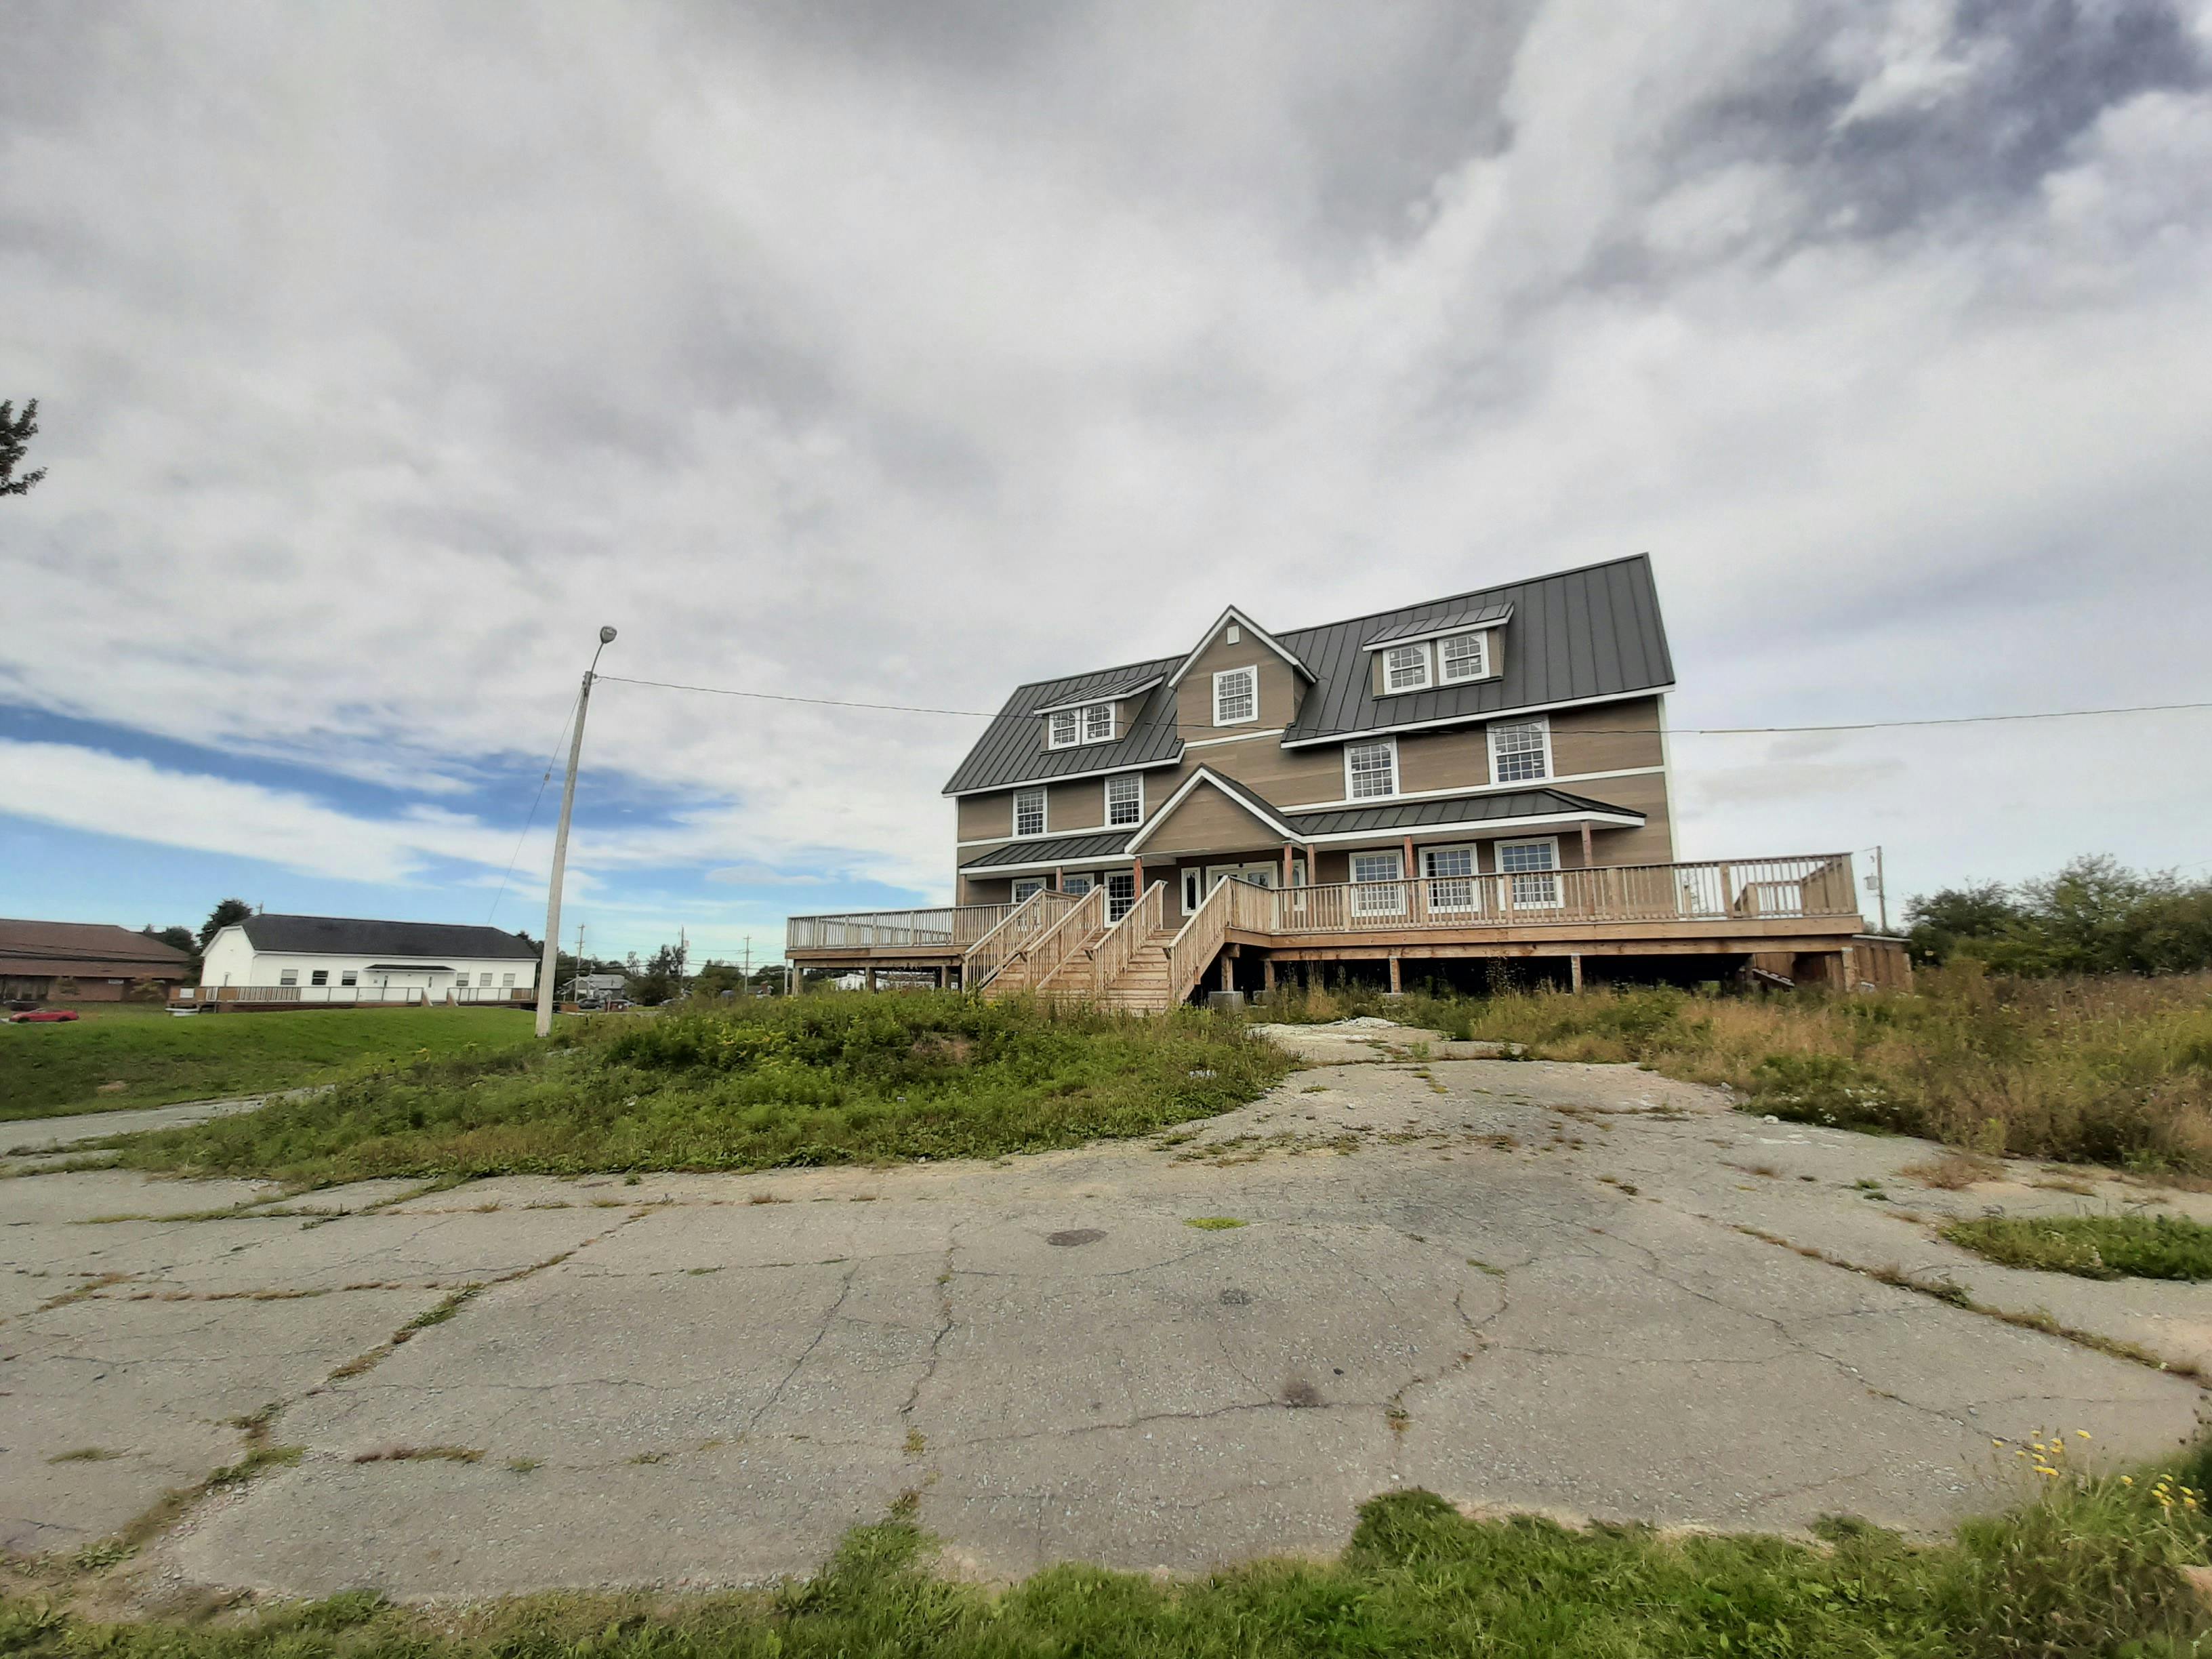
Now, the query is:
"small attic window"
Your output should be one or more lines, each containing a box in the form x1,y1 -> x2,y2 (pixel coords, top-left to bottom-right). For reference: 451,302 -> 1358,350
1045,702 -> 1115,748
1226,623 -> 1242,643
1048,709 -> 1080,747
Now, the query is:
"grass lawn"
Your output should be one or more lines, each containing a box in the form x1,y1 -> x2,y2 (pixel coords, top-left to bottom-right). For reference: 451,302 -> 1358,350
86,994 -> 1291,1185
1269,969 -> 2212,1175
13,1454 -> 2212,1658
1944,1214 -> 2212,1282
0,1007 -> 539,1121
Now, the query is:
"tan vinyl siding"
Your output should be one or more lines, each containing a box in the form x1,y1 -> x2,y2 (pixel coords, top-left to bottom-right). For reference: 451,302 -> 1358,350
1185,733 -> 1345,800
1576,768 -> 1674,863
1548,698 -> 1664,775
1143,783 -> 1285,859
1172,630 -> 1305,737
957,791 -> 1017,842
1394,726 -> 1492,794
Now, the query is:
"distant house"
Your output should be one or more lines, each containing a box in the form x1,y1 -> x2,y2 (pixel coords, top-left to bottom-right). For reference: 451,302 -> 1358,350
0,919 -> 193,1003
190,914 -> 539,1006
568,972 -> 629,1004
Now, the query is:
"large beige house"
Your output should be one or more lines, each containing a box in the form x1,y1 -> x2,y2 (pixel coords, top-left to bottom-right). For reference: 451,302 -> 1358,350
946,554 -> 1675,922
788,555 -> 1889,1008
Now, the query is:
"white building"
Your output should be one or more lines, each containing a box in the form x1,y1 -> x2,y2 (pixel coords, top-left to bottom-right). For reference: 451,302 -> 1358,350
196,914 -> 539,1004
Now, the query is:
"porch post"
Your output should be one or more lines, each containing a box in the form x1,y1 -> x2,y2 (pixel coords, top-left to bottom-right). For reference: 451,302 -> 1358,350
1282,844 -> 1293,886
1052,866 -> 1063,890
1132,857 -> 1143,899
1580,821 -> 1595,866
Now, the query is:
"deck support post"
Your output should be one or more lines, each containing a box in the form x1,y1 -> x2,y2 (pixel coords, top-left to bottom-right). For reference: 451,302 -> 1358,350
1220,954 -> 1235,995
1388,954 -> 1402,994
865,966 -> 877,994
1261,958 -> 1275,993
1570,953 -> 1584,994
937,965 -> 947,989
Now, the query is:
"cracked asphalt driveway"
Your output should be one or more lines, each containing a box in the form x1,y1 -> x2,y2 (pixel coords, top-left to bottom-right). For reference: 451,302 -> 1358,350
5,1024 -> 2210,1600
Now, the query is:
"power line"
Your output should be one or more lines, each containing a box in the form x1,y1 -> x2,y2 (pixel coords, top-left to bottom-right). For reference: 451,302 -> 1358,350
484,687 -> 582,926
595,672 -> 2212,737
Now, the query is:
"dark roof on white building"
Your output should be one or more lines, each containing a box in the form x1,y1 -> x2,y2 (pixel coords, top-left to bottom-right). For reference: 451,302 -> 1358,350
235,915 -> 539,960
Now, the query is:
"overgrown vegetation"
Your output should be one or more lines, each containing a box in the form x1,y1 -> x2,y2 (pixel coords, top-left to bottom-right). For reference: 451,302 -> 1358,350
0,1008 -> 537,1121
1267,968 -> 2212,1172
1910,855 -> 2212,975
1944,1214 -> 2212,1282
14,1449 -> 2212,1657
88,995 -> 1288,1185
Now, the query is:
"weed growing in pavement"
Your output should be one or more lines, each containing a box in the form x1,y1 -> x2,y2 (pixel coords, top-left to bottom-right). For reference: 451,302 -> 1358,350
90,995 -> 1290,1185
22,1443 -> 2212,1657
1944,1214 -> 2212,1282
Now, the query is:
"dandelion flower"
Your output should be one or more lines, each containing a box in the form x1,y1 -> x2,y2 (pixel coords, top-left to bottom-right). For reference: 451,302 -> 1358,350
2035,1466 -> 2059,1476
2122,1476 -> 2134,1486
1992,1439 -> 2006,1448
2076,1431 -> 2091,1439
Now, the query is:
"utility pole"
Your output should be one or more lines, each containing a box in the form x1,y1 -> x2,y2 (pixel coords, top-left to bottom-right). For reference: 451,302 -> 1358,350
1873,844 -> 1889,935
535,626 -> 617,1039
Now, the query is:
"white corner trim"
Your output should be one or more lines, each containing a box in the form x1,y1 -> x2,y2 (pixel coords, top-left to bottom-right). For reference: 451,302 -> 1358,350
1164,605 -> 1315,687
1277,684 -> 1675,750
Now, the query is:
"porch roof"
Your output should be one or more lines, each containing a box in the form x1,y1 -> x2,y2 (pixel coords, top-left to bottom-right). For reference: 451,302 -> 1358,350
1286,786 -> 1643,839
961,830 -> 1134,870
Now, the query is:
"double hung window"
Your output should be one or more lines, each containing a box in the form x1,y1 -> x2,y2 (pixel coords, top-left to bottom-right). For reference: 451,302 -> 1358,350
1346,739 -> 1397,800
1048,709 -> 1080,747
1105,773 -> 1142,827
1421,845 -> 1477,912
1105,872 -> 1136,922
1439,633 -> 1487,682
1083,703 -> 1114,742
1350,849 -> 1406,916
1011,878 -> 1048,903
1383,644 -> 1431,691
1014,787 -> 1046,837
1498,838 -> 1561,907
1489,718 -> 1550,783
1212,666 -> 1257,726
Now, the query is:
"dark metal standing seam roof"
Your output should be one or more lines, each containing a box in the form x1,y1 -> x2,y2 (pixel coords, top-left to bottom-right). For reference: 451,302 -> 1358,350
961,831 -> 1135,870
1286,787 -> 1645,839
237,915 -> 539,960
941,555 -> 1673,793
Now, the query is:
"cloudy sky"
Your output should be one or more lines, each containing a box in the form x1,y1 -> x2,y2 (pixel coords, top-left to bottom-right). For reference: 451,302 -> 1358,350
3,0 -> 2209,962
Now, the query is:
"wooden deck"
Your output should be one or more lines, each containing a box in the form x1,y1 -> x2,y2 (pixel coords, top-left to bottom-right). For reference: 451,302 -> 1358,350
787,855 -> 1880,1004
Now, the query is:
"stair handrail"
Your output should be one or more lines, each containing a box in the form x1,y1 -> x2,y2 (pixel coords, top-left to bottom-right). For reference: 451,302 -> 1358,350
1026,885 -> 1108,992
1089,880 -> 1166,1000
1163,877 -> 1235,1007
961,887 -> 1067,990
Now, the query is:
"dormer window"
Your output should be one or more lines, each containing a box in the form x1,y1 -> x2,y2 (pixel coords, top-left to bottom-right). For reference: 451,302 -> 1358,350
1439,632 -> 1488,682
1046,701 -> 1115,748
1212,665 -> 1257,726
1383,644 -> 1432,692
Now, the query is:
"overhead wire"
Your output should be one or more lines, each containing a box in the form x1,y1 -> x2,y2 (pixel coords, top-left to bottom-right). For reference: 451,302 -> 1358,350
484,686 -> 583,925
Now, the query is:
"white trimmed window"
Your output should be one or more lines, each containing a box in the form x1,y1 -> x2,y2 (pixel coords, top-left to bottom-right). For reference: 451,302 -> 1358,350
1048,709 -> 1080,747
1383,643 -> 1431,692
279,968 -> 298,986
1420,844 -> 1477,912
1488,718 -> 1550,783
1345,737 -> 1398,800
1181,868 -> 1202,912
341,971 -> 358,987
1014,787 -> 1046,837
1105,871 -> 1136,921
1439,632 -> 1488,683
1350,849 -> 1405,916
1062,872 -> 1097,895
1106,773 -> 1142,827
1498,836 -> 1561,907
1083,703 -> 1114,743
1011,878 -> 1048,903
1212,665 -> 1257,726
501,972 -> 515,987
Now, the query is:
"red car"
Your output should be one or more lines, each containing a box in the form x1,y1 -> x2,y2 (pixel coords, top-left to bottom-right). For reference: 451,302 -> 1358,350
8,1008 -> 80,1023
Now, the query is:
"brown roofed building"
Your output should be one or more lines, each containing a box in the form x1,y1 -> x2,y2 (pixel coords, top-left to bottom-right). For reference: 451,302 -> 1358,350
0,920 -> 194,1004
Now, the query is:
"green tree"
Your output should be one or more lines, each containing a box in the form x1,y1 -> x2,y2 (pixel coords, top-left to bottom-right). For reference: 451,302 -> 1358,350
1904,881 -> 2022,966
143,925 -> 197,956
0,398 -> 45,497
198,898 -> 253,949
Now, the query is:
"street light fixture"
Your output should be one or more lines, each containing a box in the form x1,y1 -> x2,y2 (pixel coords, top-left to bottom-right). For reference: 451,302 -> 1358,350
535,627 -> 617,1038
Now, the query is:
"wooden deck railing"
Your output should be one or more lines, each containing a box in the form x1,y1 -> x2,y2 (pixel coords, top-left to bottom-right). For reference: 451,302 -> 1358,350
961,888 -> 1080,990
1026,885 -> 1107,991
1090,881 -> 1166,998
787,903 -> 1017,953
1164,877 -> 1235,1007
1265,855 -> 1858,935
